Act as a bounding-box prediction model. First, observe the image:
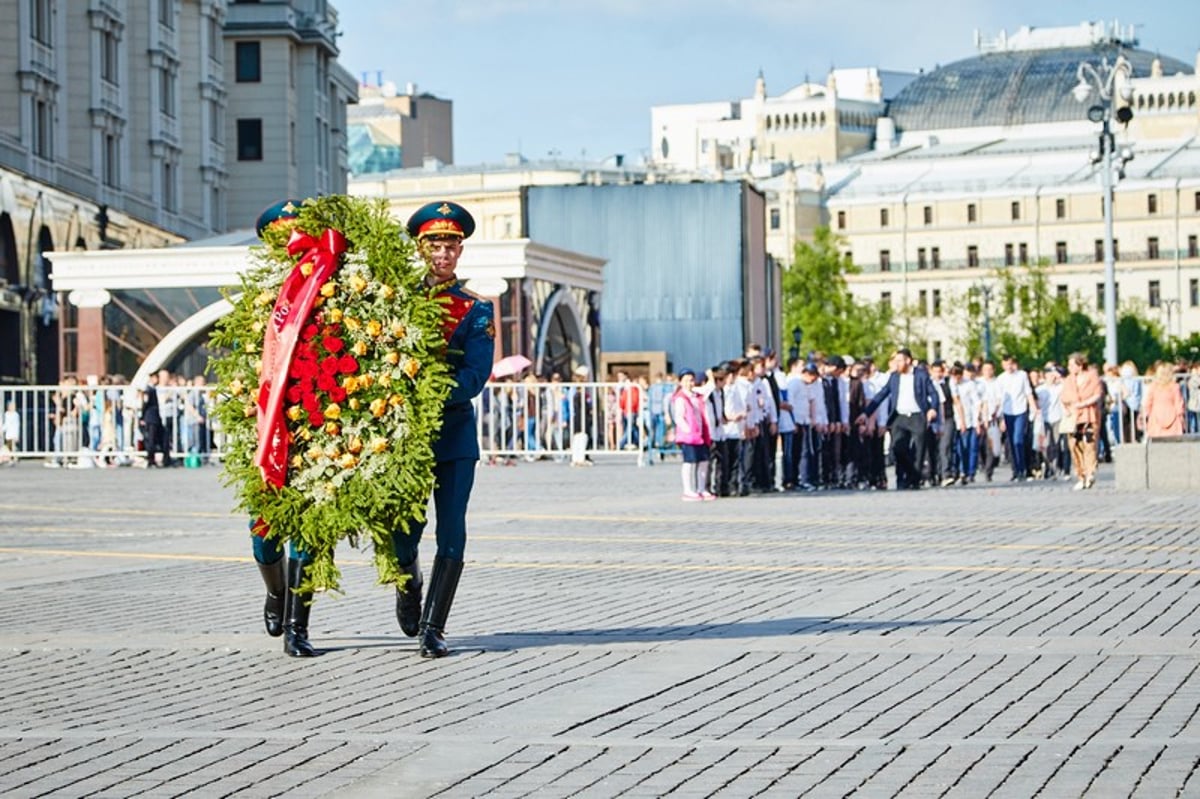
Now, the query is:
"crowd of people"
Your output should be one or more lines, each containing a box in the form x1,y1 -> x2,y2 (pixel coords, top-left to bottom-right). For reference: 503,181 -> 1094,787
0,370 -> 217,468
646,345 -> 1197,500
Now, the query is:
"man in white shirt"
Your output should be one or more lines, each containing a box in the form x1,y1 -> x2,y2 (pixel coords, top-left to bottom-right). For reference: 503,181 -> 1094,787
996,354 -> 1040,480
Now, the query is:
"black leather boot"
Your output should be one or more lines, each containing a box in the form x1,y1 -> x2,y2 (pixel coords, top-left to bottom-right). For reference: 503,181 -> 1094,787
419,556 -> 463,658
283,559 -> 318,657
257,558 -> 286,637
395,557 -> 423,638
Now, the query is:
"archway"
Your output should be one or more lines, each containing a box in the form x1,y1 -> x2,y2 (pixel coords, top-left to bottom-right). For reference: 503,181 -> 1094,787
34,225 -> 58,384
533,287 -> 590,378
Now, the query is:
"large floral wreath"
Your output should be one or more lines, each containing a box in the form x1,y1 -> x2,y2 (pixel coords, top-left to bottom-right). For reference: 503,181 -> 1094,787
210,195 -> 453,593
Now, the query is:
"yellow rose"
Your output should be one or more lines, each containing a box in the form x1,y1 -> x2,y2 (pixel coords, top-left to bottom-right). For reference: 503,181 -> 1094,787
243,402 -> 256,417
319,281 -> 337,298
391,322 -> 406,337
370,438 -> 389,454
366,319 -> 383,338
324,421 -> 341,436
370,398 -> 388,418
348,274 -> 368,293
244,341 -> 257,354
298,427 -> 313,441
351,340 -> 369,356
324,403 -> 341,420
251,320 -> 264,334
328,308 -> 344,323
403,358 -> 421,379
358,374 -> 374,388
380,284 -> 395,300
389,393 -> 404,407
347,436 -> 364,455
339,453 -> 358,469
287,405 -> 304,422
343,376 -> 360,394
378,373 -> 392,387
290,454 -> 304,469
254,290 -> 275,307
383,351 -> 399,365
229,378 -> 244,396
307,447 -> 323,461
344,317 -> 361,332
348,398 -> 361,411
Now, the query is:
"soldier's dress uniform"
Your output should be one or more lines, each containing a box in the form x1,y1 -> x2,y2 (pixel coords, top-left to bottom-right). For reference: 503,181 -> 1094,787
391,200 -> 494,658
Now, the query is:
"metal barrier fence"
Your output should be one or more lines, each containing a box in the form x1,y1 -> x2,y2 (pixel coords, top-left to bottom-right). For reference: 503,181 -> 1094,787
3,376 -> 1195,468
0,382 -> 657,467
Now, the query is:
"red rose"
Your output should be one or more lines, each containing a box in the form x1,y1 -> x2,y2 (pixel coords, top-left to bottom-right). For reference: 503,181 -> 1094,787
316,372 -> 338,392
286,384 -> 303,404
320,355 -> 340,375
301,392 -> 320,413
338,355 -> 358,374
308,411 -> 324,427
328,386 -> 347,403
322,336 -> 345,353
301,324 -> 319,341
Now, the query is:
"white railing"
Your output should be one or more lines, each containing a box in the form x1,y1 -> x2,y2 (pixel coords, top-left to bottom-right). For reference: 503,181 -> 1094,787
0,382 -> 658,467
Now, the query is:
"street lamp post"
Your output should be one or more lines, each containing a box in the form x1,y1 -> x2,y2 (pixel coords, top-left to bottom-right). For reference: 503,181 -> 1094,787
973,282 -> 993,360
1073,55 -> 1134,367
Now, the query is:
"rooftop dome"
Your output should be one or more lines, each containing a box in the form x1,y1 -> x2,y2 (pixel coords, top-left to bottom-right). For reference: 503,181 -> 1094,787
887,44 -> 1192,133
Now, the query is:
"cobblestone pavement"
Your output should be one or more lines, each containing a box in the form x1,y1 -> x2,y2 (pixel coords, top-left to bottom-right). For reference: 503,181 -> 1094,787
0,459 -> 1198,798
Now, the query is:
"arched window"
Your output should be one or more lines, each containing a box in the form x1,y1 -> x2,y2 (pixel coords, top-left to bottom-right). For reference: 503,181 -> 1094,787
765,116 -> 772,130
1189,91 -> 1196,107
1158,93 -> 1166,107
820,111 -> 827,126
1136,94 -> 1144,109
792,113 -> 799,128
1168,93 -> 1176,108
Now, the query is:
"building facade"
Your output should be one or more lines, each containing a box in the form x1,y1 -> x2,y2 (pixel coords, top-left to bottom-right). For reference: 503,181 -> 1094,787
824,23 -> 1200,362
348,79 -> 453,175
0,0 -> 358,384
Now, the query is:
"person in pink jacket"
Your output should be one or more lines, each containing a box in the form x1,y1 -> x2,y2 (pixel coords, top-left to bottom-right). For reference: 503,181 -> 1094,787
1141,362 -> 1185,439
671,369 -> 714,501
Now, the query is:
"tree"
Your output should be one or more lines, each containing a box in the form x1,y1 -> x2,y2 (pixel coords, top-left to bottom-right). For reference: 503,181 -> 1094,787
1115,308 -> 1165,370
781,226 -> 894,361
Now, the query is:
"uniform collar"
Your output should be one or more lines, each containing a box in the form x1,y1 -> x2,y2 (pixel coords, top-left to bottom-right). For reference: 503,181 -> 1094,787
426,275 -> 458,292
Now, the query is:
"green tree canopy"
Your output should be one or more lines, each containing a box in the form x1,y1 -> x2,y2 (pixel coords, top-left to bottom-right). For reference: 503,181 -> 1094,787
781,226 -> 894,361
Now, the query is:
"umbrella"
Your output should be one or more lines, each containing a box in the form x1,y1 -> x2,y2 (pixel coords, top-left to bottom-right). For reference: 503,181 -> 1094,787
491,354 -> 533,379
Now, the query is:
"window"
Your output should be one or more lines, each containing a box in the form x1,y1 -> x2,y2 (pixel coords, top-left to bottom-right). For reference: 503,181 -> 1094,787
1055,198 -> 1066,219
32,98 -> 52,159
1195,190 -> 1200,212
769,208 -> 780,230
918,289 -> 928,316
159,0 -> 174,28
879,250 -> 891,272
32,0 -> 52,44
1190,235 -> 1199,259
1057,284 -> 1069,301
1148,194 -> 1158,214
836,210 -> 845,230
103,133 -> 118,187
880,208 -> 889,227
206,15 -> 222,63
236,118 -> 263,160
159,69 -> 175,117
235,41 -> 261,82
1011,201 -> 1020,221
1056,242 -> 1068,264
1149,280 -> 1161,308
932,289 -> 941,316
1148,237 -> 1160,260
162,161 -> 176,213
1191,278 -> 1199,307
1095,239 -> 1104,262
1004,243 -> 1014,266
967,203 -> 977,223
880,291 -> 892,310
933,340 -> 943,361
923,206 -> 932,225
967,245 -> 979,267
917,248 -> 927,270
101,31 -> 119,83
1098,282 -> 1121,310
1019,243 -> 1029,265
931,246 -> 940,269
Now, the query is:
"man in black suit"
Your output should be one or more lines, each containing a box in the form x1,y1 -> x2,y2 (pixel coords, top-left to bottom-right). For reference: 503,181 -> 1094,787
854,348 -> 940,490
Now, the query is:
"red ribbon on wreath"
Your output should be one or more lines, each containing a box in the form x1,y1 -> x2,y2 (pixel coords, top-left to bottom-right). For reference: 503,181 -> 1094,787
255,227 -> 348,487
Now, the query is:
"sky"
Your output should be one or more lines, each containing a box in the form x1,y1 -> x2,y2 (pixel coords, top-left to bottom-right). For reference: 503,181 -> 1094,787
336,1 -> 1200,167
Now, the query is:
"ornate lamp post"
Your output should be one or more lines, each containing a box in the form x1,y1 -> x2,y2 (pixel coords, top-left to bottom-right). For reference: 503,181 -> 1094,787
1073,55 -> 1134,366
